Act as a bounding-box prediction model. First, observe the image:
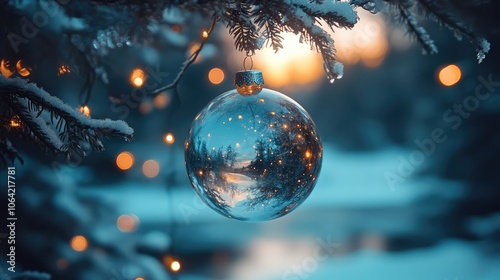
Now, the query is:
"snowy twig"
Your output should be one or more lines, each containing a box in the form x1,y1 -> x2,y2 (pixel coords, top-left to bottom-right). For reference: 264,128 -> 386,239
416,0 -> 490,62
396,4 -> 438,55
0,76 -> 133,164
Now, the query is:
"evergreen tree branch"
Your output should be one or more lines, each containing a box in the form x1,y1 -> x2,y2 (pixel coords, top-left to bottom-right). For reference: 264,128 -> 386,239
0,76 -> 133,164
396,3 -> 438,55
0,134 -> 23,168
417,0 -> 490,62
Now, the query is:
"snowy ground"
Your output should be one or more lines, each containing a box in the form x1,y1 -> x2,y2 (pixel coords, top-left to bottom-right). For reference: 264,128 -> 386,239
83,145 -> 498,280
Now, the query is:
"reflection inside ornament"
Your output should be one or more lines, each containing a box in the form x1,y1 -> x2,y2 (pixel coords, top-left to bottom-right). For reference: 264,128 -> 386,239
185,88 -> 322,221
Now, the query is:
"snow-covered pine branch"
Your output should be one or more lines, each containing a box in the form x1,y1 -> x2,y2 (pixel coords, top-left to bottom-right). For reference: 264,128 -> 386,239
0,135 -> 23,168
351,0 -> 489,62
416,0 -> 490,62
0,76 -> 133,164
218,0 -> 357,82
0,0 -> 491,166
395,3 -> 438,55
2,0 -> 489,87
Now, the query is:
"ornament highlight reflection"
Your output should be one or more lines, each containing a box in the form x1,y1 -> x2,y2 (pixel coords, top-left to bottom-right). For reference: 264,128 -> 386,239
185,88 -> 322,221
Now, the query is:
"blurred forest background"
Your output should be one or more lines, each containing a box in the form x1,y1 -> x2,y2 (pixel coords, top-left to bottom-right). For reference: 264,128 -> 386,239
1,0 -> 500,279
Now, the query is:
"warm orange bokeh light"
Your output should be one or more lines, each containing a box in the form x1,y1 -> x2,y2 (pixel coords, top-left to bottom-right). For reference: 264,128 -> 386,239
70,235 -> 88,252
139,102 -> 152,114
235,32 -> 324,89
79,105 -> 91,116
135,278 -> 145,280
58,65 -> 71,76
171,261 -> 181,272
10,116 -> 21,127
163,256 -> 181,272
164,133 -> 175,145
188,43 -> 203,63
153,93 -> 170,109
438,64 -> 462,87
130,68 -> 146,88
0,59 -> 14,78
225,10 -> 388,90
16,60 -> 31,77
208,68 -> 225,85
117,214 -> 138,232
116,151 -> 135,170
142,160 -> 160,178
332,10 -> 388,68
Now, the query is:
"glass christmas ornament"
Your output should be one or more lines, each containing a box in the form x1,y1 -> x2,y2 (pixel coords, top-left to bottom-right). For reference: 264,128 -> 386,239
185,70 -> 322,221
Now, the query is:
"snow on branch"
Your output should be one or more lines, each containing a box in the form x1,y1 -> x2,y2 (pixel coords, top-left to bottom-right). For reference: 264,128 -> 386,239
416,0 -> 490,62
292,0 -> 358,27
3,0 -> 488,91
351,0 -> 489,62
0,76 -> 133,164
396,3 -> 438,55
216,0 -> 358,82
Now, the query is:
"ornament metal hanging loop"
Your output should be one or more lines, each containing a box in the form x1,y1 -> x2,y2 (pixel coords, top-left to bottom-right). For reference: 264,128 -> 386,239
243,55 -> 254,71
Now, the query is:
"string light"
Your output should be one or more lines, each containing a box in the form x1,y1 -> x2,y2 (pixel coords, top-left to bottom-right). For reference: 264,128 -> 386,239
116,151 -> 134,170
58,65 -> 71,76
16,60 -> 31,77
142,160 -> 160,178
164,133 -> 175,145
202,30 -> 209,39
163,256 -> 181,272
79,105 -> 91,116
0,59 -> 14,78
70,235 -> 88,252
130,68 -> 146,88
10,116 -> 21,127
171,261 -> 181,272
188,43 -> 203,63
438,64 -> 461,87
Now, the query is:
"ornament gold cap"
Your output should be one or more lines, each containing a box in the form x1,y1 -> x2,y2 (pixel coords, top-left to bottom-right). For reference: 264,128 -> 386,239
234,70 -> 264,96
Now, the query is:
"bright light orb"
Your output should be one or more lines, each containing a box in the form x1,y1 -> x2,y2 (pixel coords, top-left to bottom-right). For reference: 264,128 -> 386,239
79,105 -> 91,116
130,68 -> 146,88
171,261 -> 181,272
164,133 -> 175,145
70,235 -> 88,252
116,152 -> 135,170
117,214 -> 139,232
208,68 -> 225,85
142,160 -> 160,178
438,64 -> 462,87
